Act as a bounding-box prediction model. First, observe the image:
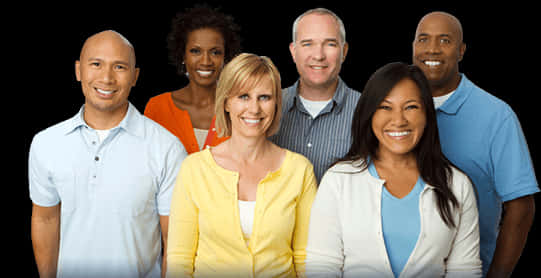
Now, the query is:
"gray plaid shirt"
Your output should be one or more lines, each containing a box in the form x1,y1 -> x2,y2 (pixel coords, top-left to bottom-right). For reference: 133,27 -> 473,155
271,78 -> 361,182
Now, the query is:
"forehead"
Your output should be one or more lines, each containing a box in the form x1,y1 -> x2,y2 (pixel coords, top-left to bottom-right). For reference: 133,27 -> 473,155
385,79 -> 422,102
80,34 -> 135,65
232,74 -> 275,96
415,14 -> 460,38
296,13 -> 340,40
186,28 -> 225,47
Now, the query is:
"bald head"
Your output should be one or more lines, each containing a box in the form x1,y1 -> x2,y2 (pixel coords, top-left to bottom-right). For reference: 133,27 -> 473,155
80,30 -> 136,67
416,12 -> 463,43
412,12 -> 466,96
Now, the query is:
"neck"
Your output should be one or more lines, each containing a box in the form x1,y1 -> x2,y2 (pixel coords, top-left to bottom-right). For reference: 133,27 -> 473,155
84,102 -> 128,130
374,149 -> 417,171
187,81 -> 216,106
298,78 -> 338,101
226,133 -> 271,163
431,73 -> 462,97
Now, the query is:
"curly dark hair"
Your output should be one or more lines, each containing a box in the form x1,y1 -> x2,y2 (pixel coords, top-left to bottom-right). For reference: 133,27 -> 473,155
167,5 -> 242,76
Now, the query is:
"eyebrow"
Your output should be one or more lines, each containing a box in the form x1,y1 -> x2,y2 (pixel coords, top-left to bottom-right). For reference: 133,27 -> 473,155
88,57 -> 131,66
382,99 -> 421,104
299,38 -> 339,44
417,32 -> 452,38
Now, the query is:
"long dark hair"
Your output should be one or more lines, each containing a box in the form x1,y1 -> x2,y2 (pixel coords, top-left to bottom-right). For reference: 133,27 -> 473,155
340,62 -> 459,227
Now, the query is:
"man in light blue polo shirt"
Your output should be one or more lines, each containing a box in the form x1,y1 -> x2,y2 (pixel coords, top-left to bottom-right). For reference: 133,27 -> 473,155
29,30 -> 187,278
413,12 -> 538,277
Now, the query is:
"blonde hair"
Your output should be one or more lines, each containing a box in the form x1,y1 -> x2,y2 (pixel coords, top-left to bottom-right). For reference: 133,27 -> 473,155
215,53 -> 282,137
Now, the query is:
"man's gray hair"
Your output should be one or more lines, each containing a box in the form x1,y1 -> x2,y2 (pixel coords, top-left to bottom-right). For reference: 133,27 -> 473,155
291,8 -> 346,44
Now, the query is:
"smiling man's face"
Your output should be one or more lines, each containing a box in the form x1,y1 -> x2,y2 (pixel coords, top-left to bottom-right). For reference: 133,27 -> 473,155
76,31 -> 139,114
412,12 -> 466,96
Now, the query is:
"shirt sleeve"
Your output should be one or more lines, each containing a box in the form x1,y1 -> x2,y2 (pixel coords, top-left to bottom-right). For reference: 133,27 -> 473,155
490,111 -> 539,202
445,171 -> 483,278
157,139 -> 187,216
292,163 -> 318,278
28,134 -> 60,207
305,171 -> 344,278
166,157 -> 199,278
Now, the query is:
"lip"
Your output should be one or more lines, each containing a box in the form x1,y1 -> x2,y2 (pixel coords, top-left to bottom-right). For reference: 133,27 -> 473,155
241,117 -> 263,126
196,70 -> 214,77
385,130 -> 411,139
421,59 -> 443,68
94,87 -> 117,98
308,65 -> 328,70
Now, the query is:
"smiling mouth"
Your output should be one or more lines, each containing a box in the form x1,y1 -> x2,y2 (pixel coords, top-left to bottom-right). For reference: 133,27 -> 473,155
242,118 -> 262,124
196,70 -> 214,77
95,88 -> 116,96
386,131 -> 411,138
423,60 -> 442,67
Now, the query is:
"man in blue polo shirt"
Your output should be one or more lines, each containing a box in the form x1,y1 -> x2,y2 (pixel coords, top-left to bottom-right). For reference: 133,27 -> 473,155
29,30 -> 186,278
412,12 -> 538,277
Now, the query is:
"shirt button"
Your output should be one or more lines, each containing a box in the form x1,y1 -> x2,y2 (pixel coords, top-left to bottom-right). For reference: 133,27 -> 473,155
92,141 -> 96,145
94,156 -> 99,161
307,142 -> 313,148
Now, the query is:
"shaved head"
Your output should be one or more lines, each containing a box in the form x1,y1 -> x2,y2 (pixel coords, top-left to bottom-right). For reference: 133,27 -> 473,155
416,12 -> 464,43
80,30 -> 136,66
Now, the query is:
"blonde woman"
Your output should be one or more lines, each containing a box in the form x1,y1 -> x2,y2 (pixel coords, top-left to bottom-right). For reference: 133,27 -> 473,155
166,53 -> 317,278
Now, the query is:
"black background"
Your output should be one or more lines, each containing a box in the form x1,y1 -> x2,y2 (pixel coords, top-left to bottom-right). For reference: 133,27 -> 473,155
16,2 -> 538,277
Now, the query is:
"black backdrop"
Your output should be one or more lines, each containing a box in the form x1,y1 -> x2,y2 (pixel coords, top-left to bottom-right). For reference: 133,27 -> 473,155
17,2 -> 538,277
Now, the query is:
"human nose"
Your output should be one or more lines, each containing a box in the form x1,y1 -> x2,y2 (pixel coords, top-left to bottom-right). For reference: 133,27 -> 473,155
427,38 -> 442,54
99,66 -> 115,84
201,51 -> 212,66
312,44 -> 326,61
390,109 -> 408,126
247,98 -> 262,114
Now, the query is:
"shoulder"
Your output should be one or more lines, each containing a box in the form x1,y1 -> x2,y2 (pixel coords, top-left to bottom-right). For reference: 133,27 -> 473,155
447,166 -> 475,201
30,113 -> 80,153
462,77 -> 515,119
147,92 -> 172,104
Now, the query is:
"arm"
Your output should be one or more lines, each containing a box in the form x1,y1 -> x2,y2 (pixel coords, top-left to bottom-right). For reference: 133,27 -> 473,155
486,195 -> 535,278
445,174 -> 482,278
31,203 -> 61,278
165,162 -> 199,278
292,167 -> 318,278
160,215 -> 169,278
304,171 -> 344,278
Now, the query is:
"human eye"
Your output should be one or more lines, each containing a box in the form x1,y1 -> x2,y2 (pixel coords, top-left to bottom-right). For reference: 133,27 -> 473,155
440,38 -> 451,44
405,104 -> 420,110
238,94 -> 249,100
89,61 -> 101,67
258,94 -> 272,101
377,105 -> 392,111
189,48 -> 201,55
114,64 -> 128,71
211,49 -> 223,56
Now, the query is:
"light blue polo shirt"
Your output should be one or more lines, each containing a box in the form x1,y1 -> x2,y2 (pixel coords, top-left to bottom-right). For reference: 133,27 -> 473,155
436,74 -> 539,275
29,103 -> 187,278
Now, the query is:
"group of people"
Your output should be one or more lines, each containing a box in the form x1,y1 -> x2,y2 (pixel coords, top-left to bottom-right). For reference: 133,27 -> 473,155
29,6 -> 538,278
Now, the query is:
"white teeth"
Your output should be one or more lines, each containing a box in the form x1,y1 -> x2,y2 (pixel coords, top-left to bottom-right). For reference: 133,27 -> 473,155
310,66 -> 324,70
96,88 -> 114,95
243,118 -> 261,124
197,70 -> 213,76
424,61 -> 441,67
387,131 -> 411,137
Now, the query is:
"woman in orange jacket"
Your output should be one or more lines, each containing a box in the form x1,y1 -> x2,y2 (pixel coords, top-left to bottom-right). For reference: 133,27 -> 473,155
144,5 -> 241,153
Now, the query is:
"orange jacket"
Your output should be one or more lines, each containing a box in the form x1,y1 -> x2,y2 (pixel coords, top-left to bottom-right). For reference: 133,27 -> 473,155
144,92 -> 228,154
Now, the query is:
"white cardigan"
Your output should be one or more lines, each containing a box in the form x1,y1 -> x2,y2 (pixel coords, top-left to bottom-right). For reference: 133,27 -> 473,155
305,160 -> 482,278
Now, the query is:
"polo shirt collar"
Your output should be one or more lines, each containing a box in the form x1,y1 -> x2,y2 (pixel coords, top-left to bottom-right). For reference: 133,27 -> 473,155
286,77 -> 347,113
63,102 -> 145,138
438,74 -> 473,115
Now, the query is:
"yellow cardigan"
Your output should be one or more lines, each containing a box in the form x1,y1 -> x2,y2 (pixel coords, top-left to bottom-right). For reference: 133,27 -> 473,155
166,148 -> 317,278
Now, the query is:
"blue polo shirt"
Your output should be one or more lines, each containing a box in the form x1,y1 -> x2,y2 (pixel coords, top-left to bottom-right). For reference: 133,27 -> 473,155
29,103 -> 187,278
436,74 -> 538,275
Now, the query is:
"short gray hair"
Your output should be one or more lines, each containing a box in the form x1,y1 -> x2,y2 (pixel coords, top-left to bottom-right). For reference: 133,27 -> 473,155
292,8 -> 346,44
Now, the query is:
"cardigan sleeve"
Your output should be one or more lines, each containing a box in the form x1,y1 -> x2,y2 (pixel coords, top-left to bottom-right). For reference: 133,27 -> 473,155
445,170 -> 482,278
166,158 -> 199,278
292,163 -> 318,278
305,170 -> 344,278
